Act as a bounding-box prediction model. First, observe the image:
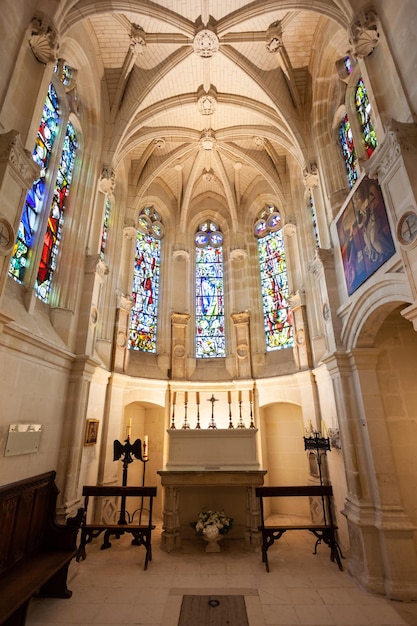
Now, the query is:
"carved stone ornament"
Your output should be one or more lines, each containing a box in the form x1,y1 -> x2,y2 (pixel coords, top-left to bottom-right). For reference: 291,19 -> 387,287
85,255 -> 108,280
349,9 -> 380,58
29,16 -> 60,64
193,28 -> 219,58
198,92 -> 217,116
130,25 -> 146,54
118,293 -> 134,312
99,166 -> 116,195
266,21 -> 283,54
230,247 -> 247,261
231,311 -> 250,326
328,427 -> 342,450
363,120 -> 417,181
303,161 -> 319,189
308,248 -> 334,278
199,130 -> 217,151
0,130 -> 40,188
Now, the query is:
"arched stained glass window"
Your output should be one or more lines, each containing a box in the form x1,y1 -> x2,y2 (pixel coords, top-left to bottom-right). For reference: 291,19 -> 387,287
100,196 -> 111,261
9,84 -> 61,283
355,78 -> 378,158
35,120 -> 78,302
339,113 -> 358,188
195,220 -> 225,358
128,206 -> 164,353
255,205 -> 293,351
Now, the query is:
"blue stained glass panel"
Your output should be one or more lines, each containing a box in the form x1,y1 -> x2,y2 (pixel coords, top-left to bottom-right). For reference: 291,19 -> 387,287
129,232 -> 161,353
258,230 -> 293,351
339,113 -> 358,188
35,121 -> 78,302
195,245 -> 225,358
9,84 -> 60,282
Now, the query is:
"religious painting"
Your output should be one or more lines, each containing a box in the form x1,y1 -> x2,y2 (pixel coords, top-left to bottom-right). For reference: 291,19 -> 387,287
336,176 -> 396,296
84,419 -> 99,446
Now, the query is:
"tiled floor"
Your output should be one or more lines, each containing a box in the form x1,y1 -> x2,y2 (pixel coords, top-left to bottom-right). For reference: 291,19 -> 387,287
27,521 -> 417,626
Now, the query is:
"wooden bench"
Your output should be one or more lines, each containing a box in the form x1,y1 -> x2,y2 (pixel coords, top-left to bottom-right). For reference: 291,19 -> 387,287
76,485 -> 157,570
255,485 -> 343,572
0,471 -> 83,626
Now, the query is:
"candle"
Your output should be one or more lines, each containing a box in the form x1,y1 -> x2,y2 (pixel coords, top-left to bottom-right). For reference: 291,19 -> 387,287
228,391 -> 231,404
173,391 -> 176,404
127,418 -> 132,438
249,389 -> 253,403
321,420 -> 328,437
184,391 -> 188,403
142,435 -> 149,460
238,390 -> 242,402
196,391 -> 200,404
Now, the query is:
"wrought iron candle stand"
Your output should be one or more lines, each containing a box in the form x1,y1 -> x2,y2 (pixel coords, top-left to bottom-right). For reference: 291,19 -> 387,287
113,435 -> 143,524
303,428 -> 331,486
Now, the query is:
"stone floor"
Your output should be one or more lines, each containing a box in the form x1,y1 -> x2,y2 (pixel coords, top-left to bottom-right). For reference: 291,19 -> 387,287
27,520 -> 417,626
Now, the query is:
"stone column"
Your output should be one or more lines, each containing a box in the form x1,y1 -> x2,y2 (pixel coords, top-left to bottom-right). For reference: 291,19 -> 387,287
231,311 -> 251,379
288,290 -> 312,370
171,312 -> 190,379
159,485 -> 181,552
0,131 -> 39,305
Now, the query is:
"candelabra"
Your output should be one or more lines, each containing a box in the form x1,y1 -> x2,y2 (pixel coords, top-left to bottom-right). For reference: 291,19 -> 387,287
237,397 -> 246,429
228,397 -> 234,429
207,394 -> 218,428
196,396 -> 201,429
182,396 -> 190,429
249,397 -> 255,429
303,427 -> 331,486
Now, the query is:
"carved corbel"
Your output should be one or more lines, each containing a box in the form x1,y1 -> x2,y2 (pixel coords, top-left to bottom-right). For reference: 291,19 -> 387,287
28,15 -> 60,65
349,8 -> 380,58
303,161 -> 319,190
99,165 -> 116,196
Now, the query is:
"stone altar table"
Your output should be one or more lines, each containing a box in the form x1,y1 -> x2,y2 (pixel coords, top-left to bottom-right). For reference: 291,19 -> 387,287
157,469 -> 267,552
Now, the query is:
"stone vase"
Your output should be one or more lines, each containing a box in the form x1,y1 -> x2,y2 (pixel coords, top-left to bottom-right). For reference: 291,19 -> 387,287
203,533 -> 224,552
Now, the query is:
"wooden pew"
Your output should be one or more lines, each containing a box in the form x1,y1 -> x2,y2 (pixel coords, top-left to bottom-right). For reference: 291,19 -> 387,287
76,485 -> 157,570
0,471 -> 83,626
255,485 -> 343,572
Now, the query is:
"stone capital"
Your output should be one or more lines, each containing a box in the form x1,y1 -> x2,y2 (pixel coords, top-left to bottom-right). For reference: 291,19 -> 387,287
0,130 -> 40,188
231,311 -> 250,326
302,161 -> 319,189
171,312 -> 190,327
99,165 -> 116,195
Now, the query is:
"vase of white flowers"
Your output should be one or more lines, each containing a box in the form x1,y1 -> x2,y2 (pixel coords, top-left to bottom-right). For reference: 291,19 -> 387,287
191,509 -> 233,552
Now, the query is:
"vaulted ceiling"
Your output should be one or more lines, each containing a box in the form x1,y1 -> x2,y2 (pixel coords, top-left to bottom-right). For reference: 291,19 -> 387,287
62,1 -> 352,219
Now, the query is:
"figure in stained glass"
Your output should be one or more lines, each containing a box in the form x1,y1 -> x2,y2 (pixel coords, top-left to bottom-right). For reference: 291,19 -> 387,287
35,120 -> 78,301
255,206 -> 293,351
9,84 -> 60,283
339,113 -> 358,188
195,220 -> 225,358
355,78 -> 378,158
129,208 -> 163,353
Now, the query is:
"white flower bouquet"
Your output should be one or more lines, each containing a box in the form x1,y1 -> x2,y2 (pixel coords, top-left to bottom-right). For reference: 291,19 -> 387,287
191,508 -> 233,539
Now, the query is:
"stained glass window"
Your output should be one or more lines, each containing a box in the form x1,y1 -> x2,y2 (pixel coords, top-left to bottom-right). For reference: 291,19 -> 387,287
128,207 -> 164,353
339,113 -> 358,188
9,84 -> 61,283
195,220 -> 225,358
355,78 -> 378,158
100,196 -> 111,261
255,205 -> 293,351
309,193 -> 320,247
35,121 -> 78,302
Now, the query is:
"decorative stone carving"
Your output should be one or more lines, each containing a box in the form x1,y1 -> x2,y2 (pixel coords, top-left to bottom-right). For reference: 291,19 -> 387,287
303,161 -> 319,189
364,120 -> 417,181
123,226 -> 137,240
29,16 -> 59,64
99,166 -> 116,195
349,9 -> 380,58
265,21 -> 283,53
283,222 -> 296,238
197,90 -> 217,116
193,28 -> 219,57
172,247 -> 190,262
0,130 -> 40,188
199,130 -> 217,151
328,427 -> 342,450
130,24 -> 146,54
117,293 -> 134,313
85,255 -> 108,280
308,248 -> 335,278
230,247 -> 247,261
154,138 -> 166,149
253,136 -> 265,147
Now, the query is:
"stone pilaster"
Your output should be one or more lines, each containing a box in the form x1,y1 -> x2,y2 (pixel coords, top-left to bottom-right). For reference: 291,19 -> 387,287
113,293 -> 133,372
231,311 -> 251,379
288,291 -> 312,370
171,312 -> 190,380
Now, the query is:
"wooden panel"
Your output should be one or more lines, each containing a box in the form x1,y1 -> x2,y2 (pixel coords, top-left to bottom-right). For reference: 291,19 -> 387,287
178,595 -> 249,626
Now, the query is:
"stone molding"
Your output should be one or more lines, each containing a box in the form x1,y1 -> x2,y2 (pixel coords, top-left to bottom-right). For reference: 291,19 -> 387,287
0,130 -> 40,188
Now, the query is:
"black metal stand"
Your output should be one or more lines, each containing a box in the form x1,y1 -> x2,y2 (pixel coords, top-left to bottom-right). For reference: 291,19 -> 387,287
303,429 -> 331,525
113,437 -> 142,524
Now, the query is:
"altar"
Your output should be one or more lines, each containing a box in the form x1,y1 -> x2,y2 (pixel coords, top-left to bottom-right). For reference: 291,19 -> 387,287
157,428 -> 267,551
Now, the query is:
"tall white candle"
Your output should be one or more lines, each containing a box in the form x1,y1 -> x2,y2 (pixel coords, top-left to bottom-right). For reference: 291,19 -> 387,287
127,418 -> 132,438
